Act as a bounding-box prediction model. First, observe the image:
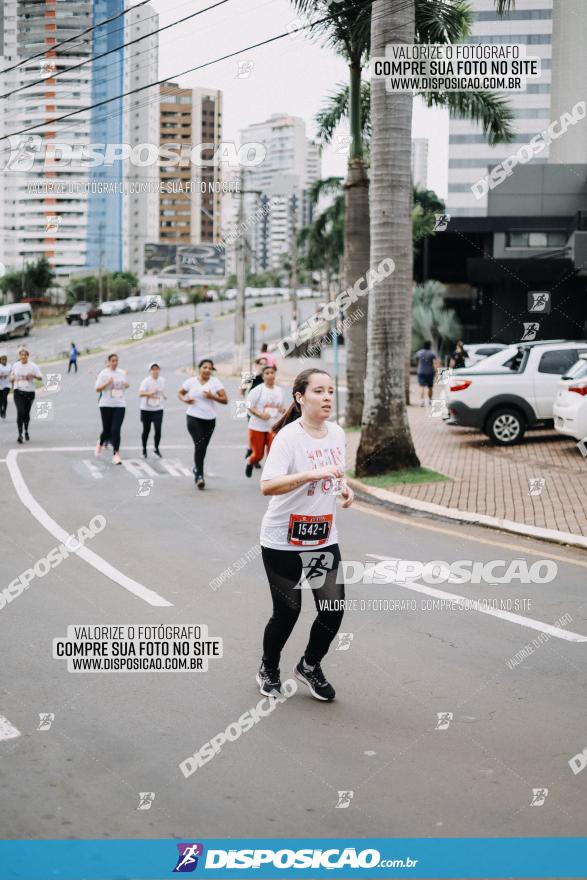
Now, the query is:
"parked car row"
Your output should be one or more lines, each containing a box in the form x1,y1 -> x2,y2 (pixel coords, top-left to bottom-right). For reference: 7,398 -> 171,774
443,339 -> 587,447
65,294 -> 171,324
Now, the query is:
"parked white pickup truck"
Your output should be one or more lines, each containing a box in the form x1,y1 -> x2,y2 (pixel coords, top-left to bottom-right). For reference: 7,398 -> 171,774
445,340 -> 587,445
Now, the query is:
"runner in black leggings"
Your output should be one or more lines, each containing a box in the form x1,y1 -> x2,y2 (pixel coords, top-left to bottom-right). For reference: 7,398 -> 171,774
257,368 -> 354,702
10,349 -> 43,443
178,359 -> 227,489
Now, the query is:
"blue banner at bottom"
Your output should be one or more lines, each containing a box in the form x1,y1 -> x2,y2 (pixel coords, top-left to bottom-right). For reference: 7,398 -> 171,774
0,837 -> 585,879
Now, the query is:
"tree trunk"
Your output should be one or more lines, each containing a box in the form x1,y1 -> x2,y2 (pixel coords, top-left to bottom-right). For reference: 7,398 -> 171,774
344,61 -> 370,427
355,0 -> 420,475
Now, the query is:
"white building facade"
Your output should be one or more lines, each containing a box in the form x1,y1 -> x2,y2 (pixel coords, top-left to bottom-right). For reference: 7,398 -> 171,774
447,0 -> 553,216
239,114 -> 321,273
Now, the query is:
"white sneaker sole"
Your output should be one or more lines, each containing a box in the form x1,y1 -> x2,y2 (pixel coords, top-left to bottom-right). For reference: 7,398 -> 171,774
294,665 -> 332,701
255,672 -> 282,698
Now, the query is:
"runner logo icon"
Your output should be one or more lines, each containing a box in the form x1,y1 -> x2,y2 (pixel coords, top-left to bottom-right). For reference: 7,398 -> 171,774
296,551 -> 335,589
173,843 -> 204,872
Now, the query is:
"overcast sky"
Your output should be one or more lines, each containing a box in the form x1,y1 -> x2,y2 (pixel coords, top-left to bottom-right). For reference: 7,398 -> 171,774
139,0 -> 449,198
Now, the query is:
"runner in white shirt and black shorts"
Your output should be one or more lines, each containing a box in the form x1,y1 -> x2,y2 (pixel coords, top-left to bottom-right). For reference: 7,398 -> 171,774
0,353 -> 12,419
257,368 -> 354,702
178,358 -> 228,489
10,349 -> 43,443
94,353 -> 129,465
139,362 -> 166,458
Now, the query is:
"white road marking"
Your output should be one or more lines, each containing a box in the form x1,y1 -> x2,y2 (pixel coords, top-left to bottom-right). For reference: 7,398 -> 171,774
367,554 -> 587,643
82,460 -> 104,480
6,450 -> 172,608
0,715 -> 21,741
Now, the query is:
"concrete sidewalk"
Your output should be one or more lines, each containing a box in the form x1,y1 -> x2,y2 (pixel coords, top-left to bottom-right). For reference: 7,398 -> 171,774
346,400 -> 587,543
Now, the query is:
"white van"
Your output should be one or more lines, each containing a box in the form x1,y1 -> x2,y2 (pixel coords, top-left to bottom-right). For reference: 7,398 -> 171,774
0,304 -> 33,340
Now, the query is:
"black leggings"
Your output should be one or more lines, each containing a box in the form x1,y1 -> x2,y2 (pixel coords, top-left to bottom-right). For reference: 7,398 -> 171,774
141,410 -> 163,451
99,407 -> 125,454
261,544 -> 344,669
0,387 -> 9,417
14,389 -> 35,435
68,358 -> 78,373
186,415 -> 215,476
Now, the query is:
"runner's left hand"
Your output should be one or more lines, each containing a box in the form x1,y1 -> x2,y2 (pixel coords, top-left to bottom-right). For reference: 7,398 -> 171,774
341,484 -> 354,509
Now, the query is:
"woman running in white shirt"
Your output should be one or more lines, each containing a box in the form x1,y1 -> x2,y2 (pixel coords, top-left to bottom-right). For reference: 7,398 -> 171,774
11,349 -> 43,443
95,353 -> 129,465
245,364 -> 285,478
0,353 -> 11,419
256,368 -> 354,702
178,358 -> 228,489
139,362 -> 166,458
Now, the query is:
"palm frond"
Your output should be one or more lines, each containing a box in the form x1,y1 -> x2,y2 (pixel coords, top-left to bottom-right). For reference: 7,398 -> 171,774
289,0 -> 371,60
415,0 -> 473,44
315,81 -> 371,145
422,89 -> 516,145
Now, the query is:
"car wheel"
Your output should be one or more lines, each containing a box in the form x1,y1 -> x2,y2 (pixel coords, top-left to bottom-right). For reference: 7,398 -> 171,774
24,328 -> 30,336
84,319 -> 90,327
486,408 -> 526,446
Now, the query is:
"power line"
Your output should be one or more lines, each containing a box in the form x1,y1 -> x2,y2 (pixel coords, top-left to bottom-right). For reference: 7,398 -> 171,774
0,0 -> 233,102
0,0 -> 377,143
0,0 -> 394,152
0,0 -> 151,76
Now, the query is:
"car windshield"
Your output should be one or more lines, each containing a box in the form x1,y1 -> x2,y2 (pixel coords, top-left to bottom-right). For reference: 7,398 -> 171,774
503,349 -> 527,372
563,358 -> 587,380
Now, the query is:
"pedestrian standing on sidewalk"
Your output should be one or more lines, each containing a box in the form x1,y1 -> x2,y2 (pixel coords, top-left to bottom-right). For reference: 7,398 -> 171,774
95,353 -> 129,465
0,353 -> 12,419
139,362 -> 166,458
256,368 -> 354,702
68,342 -> 78,374
178,358 -> 227,490
10,349 -> 43,443
245,364 -> 285,478
415,340 -> 440,406
449,340 -> 468,370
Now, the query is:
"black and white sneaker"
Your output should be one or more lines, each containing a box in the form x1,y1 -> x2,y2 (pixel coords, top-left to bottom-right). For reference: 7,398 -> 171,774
256,664 -> 282,697
294,658 -> 335,701
154,448 -> 162,458
245,462 -> 253,478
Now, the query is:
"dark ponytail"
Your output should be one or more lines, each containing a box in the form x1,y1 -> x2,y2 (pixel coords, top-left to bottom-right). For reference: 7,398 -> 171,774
272,368 -> 332,435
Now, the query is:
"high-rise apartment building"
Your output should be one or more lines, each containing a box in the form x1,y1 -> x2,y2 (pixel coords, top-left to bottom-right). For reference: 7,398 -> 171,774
447,0 -> 553,216
412,138 -> 429,189
158,82 -> 223,246
239,114 -> 321,272
122,3 -> 159,276
0,0 -> 159,286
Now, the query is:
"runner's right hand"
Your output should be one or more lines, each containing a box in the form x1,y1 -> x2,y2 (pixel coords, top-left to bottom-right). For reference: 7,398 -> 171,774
311,465 -> 344,482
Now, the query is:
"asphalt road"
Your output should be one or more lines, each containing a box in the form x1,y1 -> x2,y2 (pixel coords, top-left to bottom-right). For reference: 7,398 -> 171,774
1,312 -> 586,843
5,296 -> 297,363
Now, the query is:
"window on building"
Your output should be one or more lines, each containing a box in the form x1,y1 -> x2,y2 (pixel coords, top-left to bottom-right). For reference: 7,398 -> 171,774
506,231 -> 567,248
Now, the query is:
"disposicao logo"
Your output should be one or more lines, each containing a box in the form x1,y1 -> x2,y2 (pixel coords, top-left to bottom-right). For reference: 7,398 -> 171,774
173,843 -> 204,872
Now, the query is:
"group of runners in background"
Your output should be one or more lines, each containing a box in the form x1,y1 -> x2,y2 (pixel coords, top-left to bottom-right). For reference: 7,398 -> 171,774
1,341 -> 355,702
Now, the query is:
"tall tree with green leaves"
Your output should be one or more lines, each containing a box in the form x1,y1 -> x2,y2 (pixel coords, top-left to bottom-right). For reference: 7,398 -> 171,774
291,0 -> 372,425
297,0 -> 516,425
356,0 -> 515,474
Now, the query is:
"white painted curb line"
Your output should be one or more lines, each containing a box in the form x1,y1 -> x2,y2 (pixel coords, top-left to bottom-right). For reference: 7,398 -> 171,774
347,478 -> 587,551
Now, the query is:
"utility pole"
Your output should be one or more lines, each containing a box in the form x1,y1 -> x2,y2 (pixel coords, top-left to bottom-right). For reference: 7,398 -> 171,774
233,170 -> 263,374
98,222 -> 105,306
233,168 -> 247,374
289,194 -> 299,331
21,254 -> 26,300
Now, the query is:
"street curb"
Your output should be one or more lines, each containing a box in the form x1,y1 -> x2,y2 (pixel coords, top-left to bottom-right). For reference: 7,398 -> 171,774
346,477 -> 587,551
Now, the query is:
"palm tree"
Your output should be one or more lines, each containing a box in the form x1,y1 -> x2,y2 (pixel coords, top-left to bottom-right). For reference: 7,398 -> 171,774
301,0 -> 515,425
355,0 -> 515,474
291,0 -> 371,426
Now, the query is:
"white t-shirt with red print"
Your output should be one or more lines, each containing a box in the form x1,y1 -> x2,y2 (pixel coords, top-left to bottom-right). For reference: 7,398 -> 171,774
260,419 -> 346,551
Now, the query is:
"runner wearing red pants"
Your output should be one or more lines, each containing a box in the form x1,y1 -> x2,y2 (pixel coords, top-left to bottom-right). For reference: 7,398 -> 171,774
245,365 -> 285,478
